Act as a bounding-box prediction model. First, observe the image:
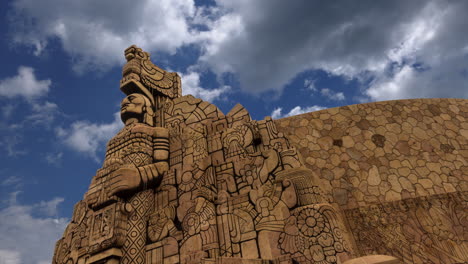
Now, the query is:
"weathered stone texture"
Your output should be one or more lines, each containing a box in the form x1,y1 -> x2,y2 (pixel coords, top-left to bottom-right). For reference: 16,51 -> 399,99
53,46 -> 357,264
52,45 -> 467,264
275,99 -> 468,206
275,99 -> 468,262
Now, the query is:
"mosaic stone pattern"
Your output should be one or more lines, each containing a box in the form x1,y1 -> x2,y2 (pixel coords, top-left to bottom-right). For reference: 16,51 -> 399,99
275,98 -> 468,262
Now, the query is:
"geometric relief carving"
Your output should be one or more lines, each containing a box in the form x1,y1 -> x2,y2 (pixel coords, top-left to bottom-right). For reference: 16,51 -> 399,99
53,45 -> 468,264
89,205 -> 114,245
122,190 -> 154,264
54,44 -> 356,264
88,201 -> 127,255
345,193 -> 468,263
280,204 -> 350,263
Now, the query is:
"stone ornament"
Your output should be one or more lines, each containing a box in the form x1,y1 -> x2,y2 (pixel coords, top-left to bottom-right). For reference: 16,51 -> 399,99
52,46 -> 467,264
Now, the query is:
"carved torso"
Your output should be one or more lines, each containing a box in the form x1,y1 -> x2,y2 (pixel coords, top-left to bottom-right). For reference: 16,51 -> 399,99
105,123 -> 156,167
86,123 -> 157,208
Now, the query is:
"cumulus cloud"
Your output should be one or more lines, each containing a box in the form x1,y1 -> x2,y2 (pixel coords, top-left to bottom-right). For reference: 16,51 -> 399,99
197,0 -> 413,92
10,0 -> 197,72
199,0 -> 468,99
320,88 -> 345,101
0,100 -> 60,157
0,193 -> 68,264
9,0 -> 468,100
181,70 -> 230,102
56,112 -> 123,161
0,67 -> 61,158
37,197 -> 64,217
0,66 -> 51,99
0,101 -> 60,132
304,78 -> 318,92
366,47 -> 468,100
271,105 -> 325,119
364,1 -> 468,100
0,101 -> 60,159
0,135 -> 27,157
26,101 -> 60,127
45,152 -> 63,166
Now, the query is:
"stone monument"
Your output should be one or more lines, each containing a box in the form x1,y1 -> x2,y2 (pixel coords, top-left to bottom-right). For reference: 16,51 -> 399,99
52,45 -> 467,264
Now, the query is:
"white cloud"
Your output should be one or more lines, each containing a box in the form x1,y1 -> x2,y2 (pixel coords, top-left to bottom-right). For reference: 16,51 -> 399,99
0,102 -> 61,161
45,152 -> 63,166
270,108 -> 283,119
364,1 -> 468,100
0,67 -> 58,157
320,88 -> 345,101
0,66 -> 51,99
304,78 -> 317,92
9,0 -> 468,101
197,0 -> 468,99
0,250 -> 20,264
0,193 -> 68,264
271,105 -> 325,119
180,70 -> 230,102
0,135 -> 27,157
38,197 -> 64,217
366,65 -> 414,100
1,176 -> 22,188
0,101 -> 59,131
196,12 -> 245,73
0,67 -> 61,158
26,101 -> 60,127
56,112 -> 123,161
10,0 -> 198,72
0,100 -> 60,158
1,105 -> 16,119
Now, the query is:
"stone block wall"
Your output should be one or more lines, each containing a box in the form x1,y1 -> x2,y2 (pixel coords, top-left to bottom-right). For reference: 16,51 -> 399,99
275,98 -> 467,208
275,98 -> 468,263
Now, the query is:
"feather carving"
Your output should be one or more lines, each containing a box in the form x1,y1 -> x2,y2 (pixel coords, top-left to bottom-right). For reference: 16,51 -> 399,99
120,45 -> 181,100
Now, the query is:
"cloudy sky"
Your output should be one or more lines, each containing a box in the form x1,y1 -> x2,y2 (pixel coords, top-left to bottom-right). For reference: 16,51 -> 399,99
0,0 -> 467,263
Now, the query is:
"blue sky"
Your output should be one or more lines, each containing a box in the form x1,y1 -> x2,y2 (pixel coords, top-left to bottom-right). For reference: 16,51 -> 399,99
0,0 -> 467,263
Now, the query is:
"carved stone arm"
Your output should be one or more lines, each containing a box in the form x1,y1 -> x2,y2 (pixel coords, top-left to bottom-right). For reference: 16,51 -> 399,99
138,126 -> 170,186
107,127 -> 169,197
137,162 -> 169,187
152,127 -> 170,161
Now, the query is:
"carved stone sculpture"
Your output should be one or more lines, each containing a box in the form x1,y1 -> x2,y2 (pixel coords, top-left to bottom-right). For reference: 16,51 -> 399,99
52,45 -> 467,264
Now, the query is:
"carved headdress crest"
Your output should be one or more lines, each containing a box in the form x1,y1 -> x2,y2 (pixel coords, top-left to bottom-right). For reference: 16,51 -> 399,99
120,45 -> 182,106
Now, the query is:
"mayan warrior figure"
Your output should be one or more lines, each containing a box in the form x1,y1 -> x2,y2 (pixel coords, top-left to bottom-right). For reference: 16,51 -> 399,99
86,93 -> 168,207
85,92 -> 169,264
53,45 -> 407,264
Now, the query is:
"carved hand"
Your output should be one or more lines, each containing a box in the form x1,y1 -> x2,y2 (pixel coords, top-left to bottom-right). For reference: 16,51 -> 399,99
108,165 -> 141,197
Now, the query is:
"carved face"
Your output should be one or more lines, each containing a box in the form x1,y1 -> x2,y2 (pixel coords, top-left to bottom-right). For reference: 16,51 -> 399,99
120,93 -> 147,123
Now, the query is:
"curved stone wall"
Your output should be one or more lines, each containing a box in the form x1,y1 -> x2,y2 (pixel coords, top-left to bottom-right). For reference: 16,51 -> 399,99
275,98 -> 467,208
275,98 -> 468,263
